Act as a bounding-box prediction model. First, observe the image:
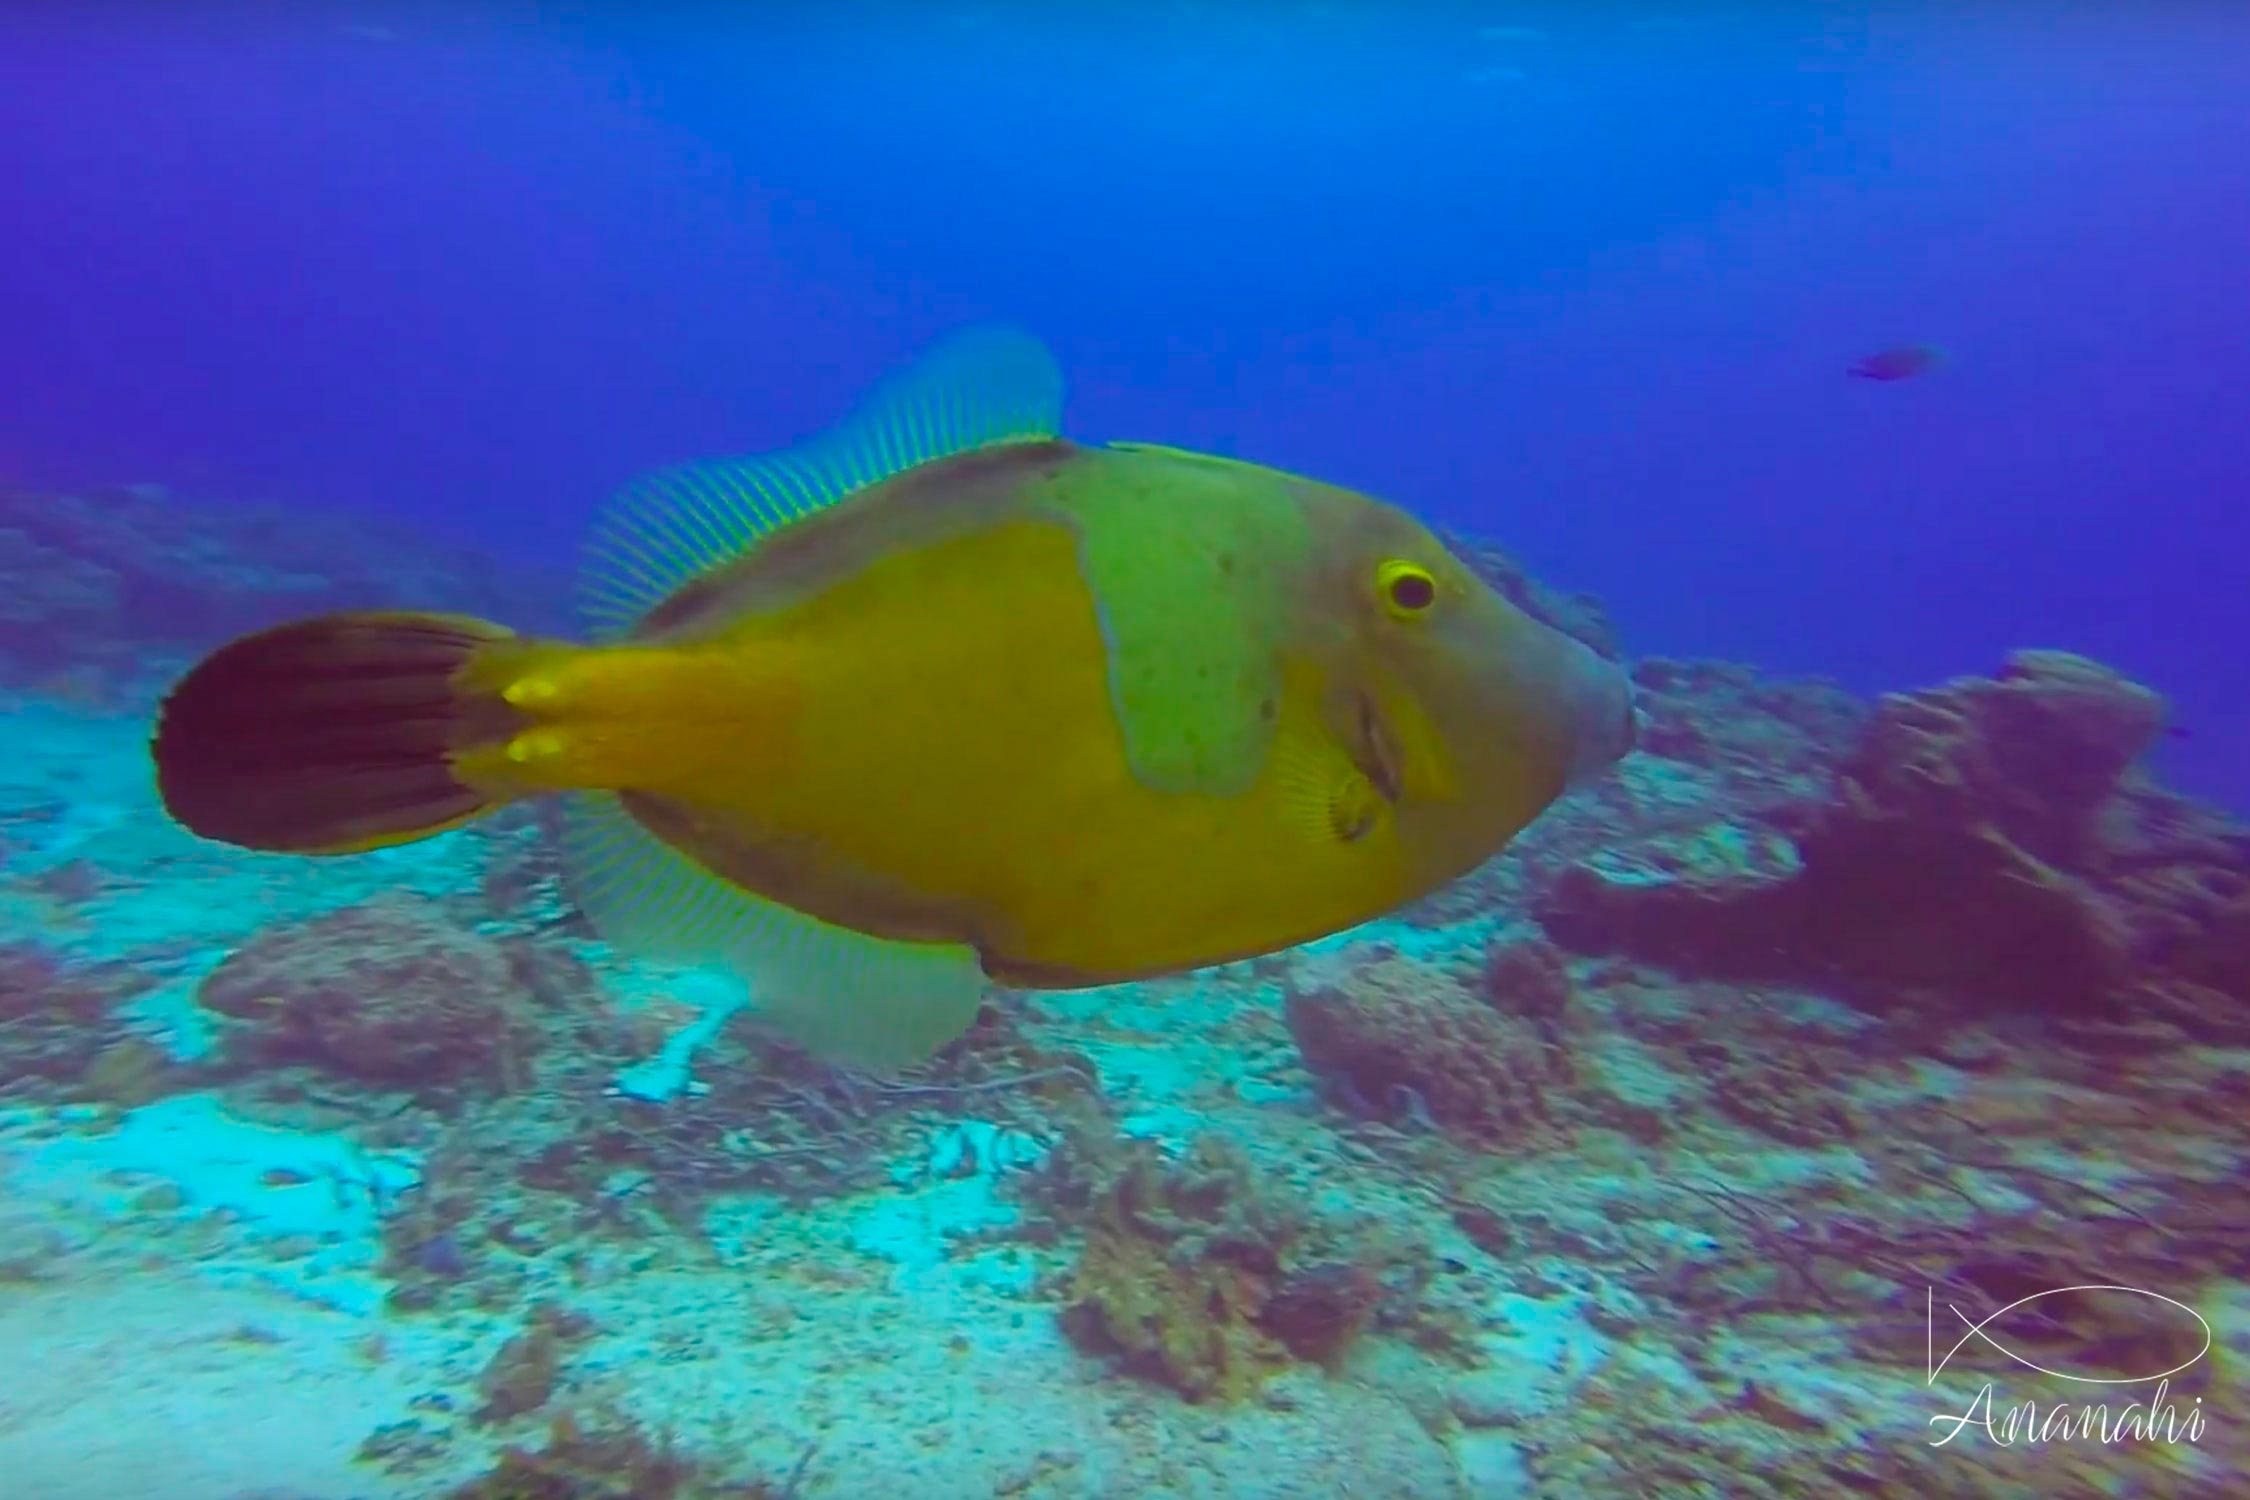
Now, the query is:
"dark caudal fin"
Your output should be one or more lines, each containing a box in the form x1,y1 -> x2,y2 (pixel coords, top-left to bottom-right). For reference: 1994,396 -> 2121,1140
152,610 -> 528,854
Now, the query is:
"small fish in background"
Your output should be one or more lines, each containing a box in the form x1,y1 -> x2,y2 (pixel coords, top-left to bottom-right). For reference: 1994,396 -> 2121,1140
1848,343 -> 1945,381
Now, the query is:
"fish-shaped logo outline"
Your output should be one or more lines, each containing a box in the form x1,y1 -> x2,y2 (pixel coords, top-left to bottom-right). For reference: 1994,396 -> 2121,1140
1927,1283 -> 2213,1387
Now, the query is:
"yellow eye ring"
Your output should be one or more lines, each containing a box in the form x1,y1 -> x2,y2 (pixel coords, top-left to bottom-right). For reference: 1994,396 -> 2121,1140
1376,560 -> 1439,620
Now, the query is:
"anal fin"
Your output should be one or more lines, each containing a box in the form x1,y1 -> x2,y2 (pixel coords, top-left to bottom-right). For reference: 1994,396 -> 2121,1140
562,792 -> 987,1070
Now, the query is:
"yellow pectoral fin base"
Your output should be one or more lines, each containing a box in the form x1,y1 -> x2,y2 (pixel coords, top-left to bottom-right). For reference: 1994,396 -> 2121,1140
563,792 -> 987,1071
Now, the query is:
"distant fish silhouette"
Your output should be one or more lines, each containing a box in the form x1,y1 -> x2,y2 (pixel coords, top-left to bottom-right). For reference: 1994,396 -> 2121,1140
1849,344 -> 1944,381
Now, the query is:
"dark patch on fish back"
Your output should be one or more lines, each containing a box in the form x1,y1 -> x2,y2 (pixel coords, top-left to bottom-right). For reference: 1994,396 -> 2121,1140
629,440 -> 1082,643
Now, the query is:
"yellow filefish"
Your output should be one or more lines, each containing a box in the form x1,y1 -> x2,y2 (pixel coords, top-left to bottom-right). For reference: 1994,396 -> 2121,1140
152,329 -> 1635,1068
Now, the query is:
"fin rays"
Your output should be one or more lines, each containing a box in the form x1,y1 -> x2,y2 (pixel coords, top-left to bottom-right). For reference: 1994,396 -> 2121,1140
559,326 -> 1059,1063
580,326 -> 1065,639
562,793 -> 988,1070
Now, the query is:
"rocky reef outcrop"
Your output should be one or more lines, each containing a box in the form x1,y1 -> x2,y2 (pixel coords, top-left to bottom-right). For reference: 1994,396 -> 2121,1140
1283,940 -> 1578,1145
0,485 -> 569,704
197,894 -> 548,1095
1535,650 -> 2249,1039
1044,1130 -> 1434,1403
0,940 -> 147,1093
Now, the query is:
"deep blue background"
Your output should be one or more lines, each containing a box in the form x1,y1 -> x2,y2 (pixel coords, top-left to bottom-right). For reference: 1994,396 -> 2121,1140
4,2 -> 2245,805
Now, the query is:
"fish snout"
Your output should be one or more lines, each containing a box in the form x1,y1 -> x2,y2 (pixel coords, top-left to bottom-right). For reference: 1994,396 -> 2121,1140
1563,653 -> 1637,786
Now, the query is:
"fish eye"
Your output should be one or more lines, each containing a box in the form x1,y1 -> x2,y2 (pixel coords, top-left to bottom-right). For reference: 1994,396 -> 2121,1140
1376,560 -> 1438,620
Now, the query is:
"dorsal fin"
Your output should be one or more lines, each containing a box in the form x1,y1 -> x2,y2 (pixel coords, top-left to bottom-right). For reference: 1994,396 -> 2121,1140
580,326 -> 1065,639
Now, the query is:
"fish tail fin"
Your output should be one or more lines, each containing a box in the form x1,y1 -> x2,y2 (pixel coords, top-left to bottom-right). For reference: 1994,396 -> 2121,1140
153,610 -> 554,854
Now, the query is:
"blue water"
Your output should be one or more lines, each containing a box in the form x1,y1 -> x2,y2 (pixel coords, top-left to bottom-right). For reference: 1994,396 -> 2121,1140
4,2 -> 2244,805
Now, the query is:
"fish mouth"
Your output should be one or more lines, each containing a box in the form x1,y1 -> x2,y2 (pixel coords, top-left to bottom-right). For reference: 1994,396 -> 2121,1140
1350,691 -> 1406,805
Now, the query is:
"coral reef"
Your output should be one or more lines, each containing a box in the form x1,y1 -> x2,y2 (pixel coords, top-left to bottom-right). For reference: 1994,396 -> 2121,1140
1625,655 -> 1869,790
0,940 -> 142,1095
1056,1137 -> 1303,1402
436,1410 -> 784,1500
1439,528 -> 1623,659
1539,650 -> 2250,1037
1040,1130 -> 1423,1402
379,998 -> 1094,1314
0,485 -> 569,704
197,894 -> 545,1095
1478,934 -> 1576,1020
5,488 -> 2249,1498
475,1303 -> 597,1424
1283,941 -> 1573,1145
0,527 -> 121,666
1394,656 -> 1865,930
